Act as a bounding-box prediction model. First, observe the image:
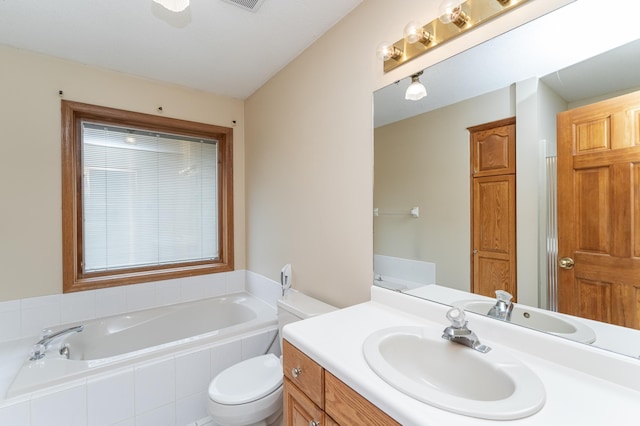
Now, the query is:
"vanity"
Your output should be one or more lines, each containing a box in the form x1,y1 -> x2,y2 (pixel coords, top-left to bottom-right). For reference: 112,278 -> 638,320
282,286 -> 640,425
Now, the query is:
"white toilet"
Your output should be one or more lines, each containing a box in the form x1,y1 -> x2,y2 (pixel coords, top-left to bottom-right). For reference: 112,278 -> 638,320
206,290 -> 336,426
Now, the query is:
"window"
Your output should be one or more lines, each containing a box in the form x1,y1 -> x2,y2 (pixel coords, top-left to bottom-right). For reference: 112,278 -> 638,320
62,101 -> 233,292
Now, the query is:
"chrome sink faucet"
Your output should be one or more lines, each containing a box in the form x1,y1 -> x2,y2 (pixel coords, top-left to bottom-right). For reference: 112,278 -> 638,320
487,290 -> 514,321
442,307 -> 491,353
29,325 -> 84,361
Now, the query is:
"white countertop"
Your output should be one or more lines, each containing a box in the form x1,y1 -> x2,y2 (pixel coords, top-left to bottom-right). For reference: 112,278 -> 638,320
283,287 -> 640,425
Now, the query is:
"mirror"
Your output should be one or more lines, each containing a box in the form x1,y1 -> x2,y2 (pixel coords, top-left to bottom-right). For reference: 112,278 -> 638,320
373,0 -> 640,359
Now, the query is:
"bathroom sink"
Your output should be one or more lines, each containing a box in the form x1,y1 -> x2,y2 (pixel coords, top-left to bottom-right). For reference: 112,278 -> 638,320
457,300 -> 596,344
362,326 -> 545,420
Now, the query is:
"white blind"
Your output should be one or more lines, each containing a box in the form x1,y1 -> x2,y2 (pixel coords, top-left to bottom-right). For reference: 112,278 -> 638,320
81,122 -> 218,273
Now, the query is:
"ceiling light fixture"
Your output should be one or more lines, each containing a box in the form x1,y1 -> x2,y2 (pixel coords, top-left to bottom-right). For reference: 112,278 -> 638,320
438,0 -> 469,28
152,0 -> 190,13
405,72 -> 427,101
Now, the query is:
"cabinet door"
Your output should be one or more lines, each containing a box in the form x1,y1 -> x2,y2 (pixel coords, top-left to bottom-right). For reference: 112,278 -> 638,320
284,378 -> 325,426
325,372 -> 400,426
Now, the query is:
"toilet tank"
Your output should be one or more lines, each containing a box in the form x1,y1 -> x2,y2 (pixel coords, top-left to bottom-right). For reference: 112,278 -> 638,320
277,290 -> 337,347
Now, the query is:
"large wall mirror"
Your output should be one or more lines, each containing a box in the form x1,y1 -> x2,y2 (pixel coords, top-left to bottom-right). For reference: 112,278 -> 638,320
373,0 -> 640,359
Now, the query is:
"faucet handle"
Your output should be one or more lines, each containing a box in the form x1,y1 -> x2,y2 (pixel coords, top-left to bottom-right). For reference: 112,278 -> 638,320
446,307 -> 467,328
495,290 -> 513,303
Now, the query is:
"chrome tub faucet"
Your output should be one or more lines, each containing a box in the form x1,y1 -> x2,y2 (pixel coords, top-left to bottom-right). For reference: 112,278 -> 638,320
442,307 -> 491,353
487,290 -> 514,321
29,325 -> 84,361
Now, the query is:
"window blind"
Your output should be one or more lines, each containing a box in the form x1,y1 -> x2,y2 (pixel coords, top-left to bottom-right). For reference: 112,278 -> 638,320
81,122 -> 218,273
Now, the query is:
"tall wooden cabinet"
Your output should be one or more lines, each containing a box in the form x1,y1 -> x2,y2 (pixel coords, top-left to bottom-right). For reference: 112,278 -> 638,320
283,340 -> 400,426
469,117 -> 517,300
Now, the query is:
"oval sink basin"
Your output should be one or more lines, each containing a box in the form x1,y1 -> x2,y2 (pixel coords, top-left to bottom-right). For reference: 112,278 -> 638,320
457,300 -> 596,344
363,326 -> 545,420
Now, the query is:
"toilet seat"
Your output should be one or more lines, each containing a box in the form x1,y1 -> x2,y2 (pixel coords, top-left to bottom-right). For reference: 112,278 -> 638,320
209,353 -> 282,405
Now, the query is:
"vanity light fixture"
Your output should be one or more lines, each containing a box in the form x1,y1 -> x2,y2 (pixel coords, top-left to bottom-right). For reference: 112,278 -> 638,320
438,0 -> 469,28
376,0 -> 530,73
152,0 -> 190,13
403,21 -> 433,45
376,41 -> 403,61
405,72 -> 427,101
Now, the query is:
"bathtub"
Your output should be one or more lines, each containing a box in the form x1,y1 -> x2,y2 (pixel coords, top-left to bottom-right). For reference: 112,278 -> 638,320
6,292 -> 277,398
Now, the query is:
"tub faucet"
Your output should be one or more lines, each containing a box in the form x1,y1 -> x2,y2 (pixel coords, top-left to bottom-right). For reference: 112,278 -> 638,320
442,307 -> 491,353
29,325 -> 84,361
487,290 -> 514,321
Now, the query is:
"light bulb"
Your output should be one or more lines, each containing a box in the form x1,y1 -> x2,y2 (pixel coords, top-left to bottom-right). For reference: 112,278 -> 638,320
403,21 -> 423,44
438,0 -> 468,27
403,21 -> 433,45
376,42 -> 402,61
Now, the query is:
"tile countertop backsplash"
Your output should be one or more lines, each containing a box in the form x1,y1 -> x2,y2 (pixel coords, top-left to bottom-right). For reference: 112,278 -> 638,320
283,286 -> 640,425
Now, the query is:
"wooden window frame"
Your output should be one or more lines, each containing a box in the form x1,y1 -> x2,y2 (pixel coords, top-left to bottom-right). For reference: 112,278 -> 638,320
61,100 -> 234,293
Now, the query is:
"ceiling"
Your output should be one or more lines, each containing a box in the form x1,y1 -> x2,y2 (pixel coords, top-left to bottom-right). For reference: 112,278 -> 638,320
0,0 -> 362,99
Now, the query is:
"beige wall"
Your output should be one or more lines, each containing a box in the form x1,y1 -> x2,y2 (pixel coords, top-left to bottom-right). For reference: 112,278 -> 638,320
0,45 -> 245,302
244,0 -> 572,308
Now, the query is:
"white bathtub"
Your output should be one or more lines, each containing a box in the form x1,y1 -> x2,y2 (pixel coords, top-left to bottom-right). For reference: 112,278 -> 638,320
6,292 -> 277,398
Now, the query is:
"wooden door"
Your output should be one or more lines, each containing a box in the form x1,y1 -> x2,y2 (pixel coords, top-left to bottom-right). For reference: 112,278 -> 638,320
557,90 -> 640,329
470,118 -> 517,299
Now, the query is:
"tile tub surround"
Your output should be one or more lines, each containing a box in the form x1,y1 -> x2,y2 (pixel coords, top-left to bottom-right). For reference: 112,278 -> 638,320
0,270 -> 285,425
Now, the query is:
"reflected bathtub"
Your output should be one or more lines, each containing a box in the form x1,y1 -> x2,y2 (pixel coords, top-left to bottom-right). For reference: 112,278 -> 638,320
7,292 -> 276,398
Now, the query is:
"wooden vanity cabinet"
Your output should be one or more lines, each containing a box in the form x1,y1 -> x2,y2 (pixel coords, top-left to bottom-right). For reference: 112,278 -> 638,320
283,340 -> 400,426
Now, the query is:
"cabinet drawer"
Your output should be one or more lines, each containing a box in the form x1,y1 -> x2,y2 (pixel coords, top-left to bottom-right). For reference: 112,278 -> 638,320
283,340 -> 324,407
325,371 -> 400,426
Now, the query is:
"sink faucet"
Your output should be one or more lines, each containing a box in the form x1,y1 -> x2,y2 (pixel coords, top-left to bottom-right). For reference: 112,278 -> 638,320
442,307 -> 491,353
487,290 -> 514,321
29,325 -> 84,361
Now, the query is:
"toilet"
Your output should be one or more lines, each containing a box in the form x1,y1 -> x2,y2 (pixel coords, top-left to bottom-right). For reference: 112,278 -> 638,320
206,290 -> 337,426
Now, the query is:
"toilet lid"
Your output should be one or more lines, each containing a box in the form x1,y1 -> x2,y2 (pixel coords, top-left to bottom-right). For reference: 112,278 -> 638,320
209,353 -> 283,405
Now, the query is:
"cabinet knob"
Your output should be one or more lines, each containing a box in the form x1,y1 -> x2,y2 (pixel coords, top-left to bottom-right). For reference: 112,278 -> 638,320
310,421 -> 320,426
292,367 -> 302,378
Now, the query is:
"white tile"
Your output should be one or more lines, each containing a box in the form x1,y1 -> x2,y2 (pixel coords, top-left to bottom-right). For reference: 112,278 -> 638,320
112,418 -> 135,426
87,369 -> 135,426
0,400 -> 29,425
176,392 -> 209,426
61,290 -> 96,324
176,350 -> 210,399
0,300 -> 21,341
203,273 -> 227,299
135,358 -> 175,414
246,271 -> 281,308
94,286 -> 127,318
155,280 -> 181,306
209,340 -> 242,379
20,295 -> 61,337
180,278 -> 208,302
136,402 -> 175,426
30,383 -> 87,426
225,270 -> 245,293
125,283 -> 157,312
241,331 -> 272,360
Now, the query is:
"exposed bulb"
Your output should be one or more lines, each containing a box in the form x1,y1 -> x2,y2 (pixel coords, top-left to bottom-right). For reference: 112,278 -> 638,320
403,21 -> 423,44
152,0 -> 190,13
376,41 -> 402,61
438,0 -> 468,27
